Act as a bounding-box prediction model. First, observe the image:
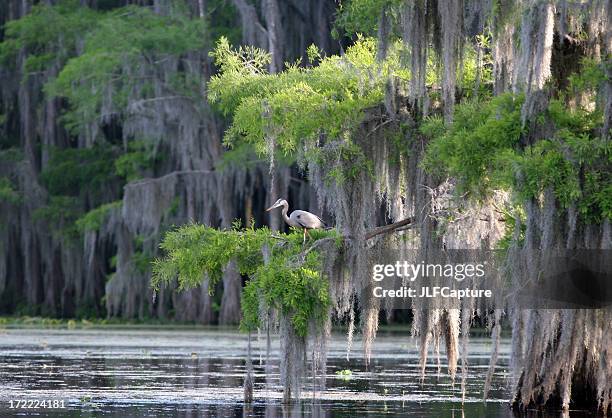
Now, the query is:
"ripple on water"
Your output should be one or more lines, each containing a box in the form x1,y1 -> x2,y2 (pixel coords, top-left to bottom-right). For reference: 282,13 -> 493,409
0,328 -> 575,417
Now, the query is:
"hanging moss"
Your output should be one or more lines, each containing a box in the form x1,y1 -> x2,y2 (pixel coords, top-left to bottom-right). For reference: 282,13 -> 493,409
0,0 -> 239,321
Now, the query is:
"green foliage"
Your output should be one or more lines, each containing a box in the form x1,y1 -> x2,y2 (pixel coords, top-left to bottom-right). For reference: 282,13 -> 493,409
0,177 -> 20,204
38,145 -> 120,238
133,250 -> 153,275
459,39 -> 494,99
0,0 -> 100,72
209,36 -> 271,76
334,0 -> 402,38
208,37 -> 400,158
423,93 -> 610,223
567,58 -> 609,94
130,235 -> 155,274
152,222 -> 260,289
422,93 -> 525,196
518,101 -> 610,220
0,0 -> 230,242
152,223 -> 338,336
32,196 -> 80,238
0,148 -> 23,163
114,140 -> 157,181
75,201 -> 121,233
40,146 -> 118,197
322,138 -> 375,184
496,204 -> 526,250
242,249 -> 329,336
208,35 -> 489,185
335,369 -> 353,380
41,3 -> 207,134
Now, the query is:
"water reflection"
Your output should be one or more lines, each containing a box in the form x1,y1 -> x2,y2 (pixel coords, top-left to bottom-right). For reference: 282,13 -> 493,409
0,328 -> 584,417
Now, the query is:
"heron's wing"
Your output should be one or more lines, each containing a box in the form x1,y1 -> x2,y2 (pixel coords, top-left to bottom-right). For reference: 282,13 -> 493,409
290,210 -> 326,229
315,215 -> 327,227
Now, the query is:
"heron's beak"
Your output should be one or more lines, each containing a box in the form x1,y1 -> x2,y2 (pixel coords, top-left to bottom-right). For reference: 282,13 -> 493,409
265,205 -> 275,212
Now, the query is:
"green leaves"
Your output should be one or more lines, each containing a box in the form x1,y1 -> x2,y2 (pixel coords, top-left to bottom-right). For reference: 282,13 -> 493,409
75,201 -> 121,233
152,223 -> 267,291
422,92 -> 610,223
567,58 -> 609,94
246,252 -> 330,337
37,145 -> 122,238
208,37 -> 388,158
209,36 -> 271,76
334,0 -> 403,38
32,196 -> 81,238
40,146 -> 118,197
0,177 -> 20,205
152,224 -> 338,336
0,0 -> 100,70
37,3 -> 207,135
422,93 -> 524,196
114,140 -> 158,182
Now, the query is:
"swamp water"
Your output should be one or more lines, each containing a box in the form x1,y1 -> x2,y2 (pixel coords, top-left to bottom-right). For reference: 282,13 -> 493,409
0,327 -> 584,417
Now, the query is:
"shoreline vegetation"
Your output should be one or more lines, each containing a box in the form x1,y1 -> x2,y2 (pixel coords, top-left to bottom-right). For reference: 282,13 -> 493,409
0,316 -> 509,337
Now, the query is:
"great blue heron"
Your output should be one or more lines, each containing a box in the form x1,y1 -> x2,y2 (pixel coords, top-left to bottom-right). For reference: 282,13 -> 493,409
266,198 -> 326,243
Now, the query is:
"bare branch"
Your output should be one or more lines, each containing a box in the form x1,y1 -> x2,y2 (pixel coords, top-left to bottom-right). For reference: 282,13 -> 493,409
124,170 -> 213,189
365,218 -> 414,240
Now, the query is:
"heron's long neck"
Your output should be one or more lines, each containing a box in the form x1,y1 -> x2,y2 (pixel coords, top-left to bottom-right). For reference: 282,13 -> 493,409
281,202 -> 291,225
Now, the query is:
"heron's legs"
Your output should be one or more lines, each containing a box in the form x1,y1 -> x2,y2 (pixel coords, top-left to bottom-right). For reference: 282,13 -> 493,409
302,228 -> 313,244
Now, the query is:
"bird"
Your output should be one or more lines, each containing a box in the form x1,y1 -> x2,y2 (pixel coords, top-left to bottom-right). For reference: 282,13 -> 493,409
266,198 -> 326,243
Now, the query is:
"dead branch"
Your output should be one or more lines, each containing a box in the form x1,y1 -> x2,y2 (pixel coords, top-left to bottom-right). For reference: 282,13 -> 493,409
124,170 -> 213,189
365,218 -> 414,240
